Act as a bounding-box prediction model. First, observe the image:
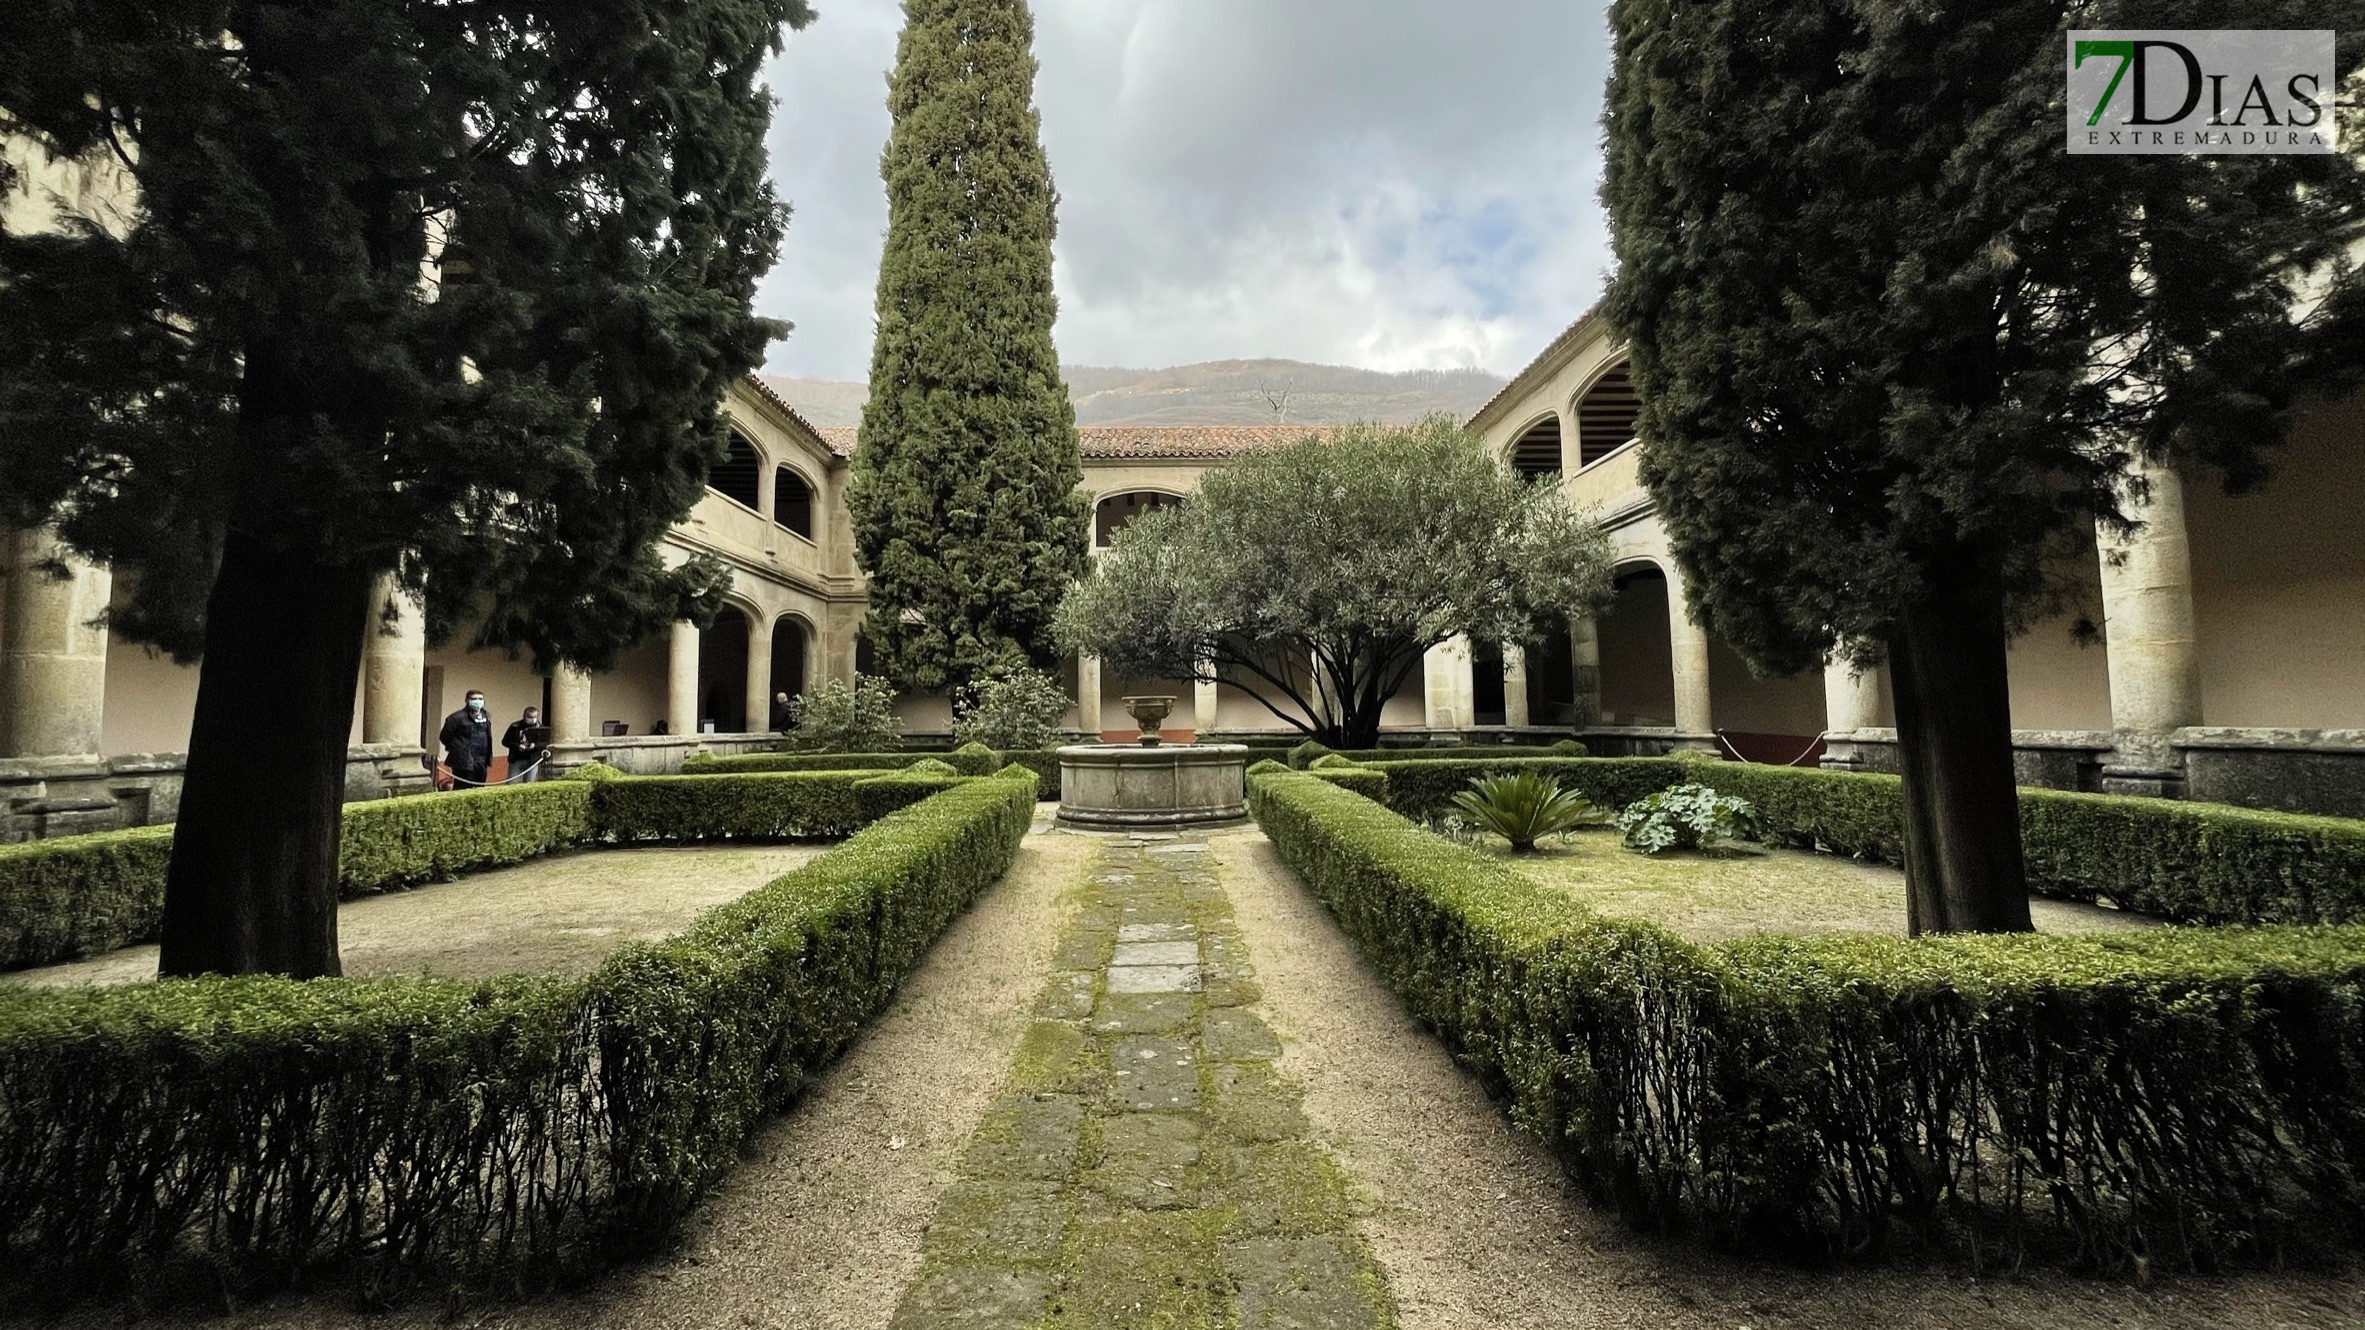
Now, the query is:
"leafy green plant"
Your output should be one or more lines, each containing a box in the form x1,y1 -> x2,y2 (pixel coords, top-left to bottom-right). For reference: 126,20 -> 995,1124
1618,783 -> 1761,853
789,675 -> 904,753
951,667 -> 1072,750
558,761 -> 625,783
904,758 -> 962,777
1308,754 -> 1366,771
1287,740 -> 1335,769
1550,738 -> 1588,755
1449,770 -> 1601,853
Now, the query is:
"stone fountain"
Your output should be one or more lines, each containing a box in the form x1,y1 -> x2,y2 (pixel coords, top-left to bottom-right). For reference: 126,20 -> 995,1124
1054,694 -> 1249,830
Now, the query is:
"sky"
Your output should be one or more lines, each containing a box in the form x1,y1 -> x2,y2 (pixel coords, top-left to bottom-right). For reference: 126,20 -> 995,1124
752,0 -> 1617,383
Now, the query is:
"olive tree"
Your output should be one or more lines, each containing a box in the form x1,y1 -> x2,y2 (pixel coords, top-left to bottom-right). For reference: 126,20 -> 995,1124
1056,418 -> 1614,748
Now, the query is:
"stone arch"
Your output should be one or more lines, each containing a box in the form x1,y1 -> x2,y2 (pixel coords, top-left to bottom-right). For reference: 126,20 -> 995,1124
1597,558 -> 1678,726
698,600 -> 759,732
770,611 -> 817,714
1093,489 -> 1186,548
711,430 -> 763,512
1571,359 -> 1640,470
773,464 -> 816,540
1506,412 -> 1563,482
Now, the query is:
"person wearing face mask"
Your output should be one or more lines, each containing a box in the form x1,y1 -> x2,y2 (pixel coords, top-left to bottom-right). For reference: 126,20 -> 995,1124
502,705 -> 550,784
439,690 -> 494,790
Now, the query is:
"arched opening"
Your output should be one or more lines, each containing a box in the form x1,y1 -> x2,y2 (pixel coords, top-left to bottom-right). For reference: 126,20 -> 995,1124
1094,490 -> 1182,548
774,467 -> 814,539
855,634 -> 878,679
709,432 -> 762,511
698,608 -> 752,732
1509,416 -> 1562,481
771,615 -> 810,725
1471,639 -> 1508,726
1597,565 -> 1677,726
1526,612 -> 1581,727
1576,361 -> 1640,469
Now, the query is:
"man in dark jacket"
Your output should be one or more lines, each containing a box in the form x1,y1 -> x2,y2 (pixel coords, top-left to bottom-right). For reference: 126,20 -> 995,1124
769,690 -> 796,733
439,690 -> 494,790
502,705 -> 549,783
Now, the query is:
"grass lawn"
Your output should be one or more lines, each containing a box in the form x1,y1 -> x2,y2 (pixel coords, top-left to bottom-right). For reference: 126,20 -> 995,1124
1493,825 -> 2157,944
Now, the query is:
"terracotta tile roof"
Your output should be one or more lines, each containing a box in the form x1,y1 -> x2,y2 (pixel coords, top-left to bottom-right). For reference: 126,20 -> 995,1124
738,374 -> 835,451
1078,424 -> 1334,459
808,423 -> 1336,461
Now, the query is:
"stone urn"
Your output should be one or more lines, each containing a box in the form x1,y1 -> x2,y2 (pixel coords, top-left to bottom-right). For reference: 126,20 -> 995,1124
1122,694 -> 1176,746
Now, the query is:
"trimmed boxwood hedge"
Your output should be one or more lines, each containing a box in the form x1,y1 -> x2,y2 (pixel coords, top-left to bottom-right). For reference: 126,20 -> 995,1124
1247,767 -> 2365,1270
1346,756 -> 2365,927
0,784 -> 596,971
683,747 -> 1063,797
0,767 -> 1038,1302
589,770 -> 961,842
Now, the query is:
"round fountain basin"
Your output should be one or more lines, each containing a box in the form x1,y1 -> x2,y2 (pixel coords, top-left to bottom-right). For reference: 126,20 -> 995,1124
1056,743 -> 1249,830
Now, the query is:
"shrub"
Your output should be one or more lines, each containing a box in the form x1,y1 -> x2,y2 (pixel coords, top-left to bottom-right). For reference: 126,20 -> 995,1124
903,757 -> 962,777
682,752 -> 911,774
1306,764 -> 1387,802
0,771 -> 1039,1301
1246,768 -> 2365,1271
946,741 -> 999,776
1308,753 -> 1365,770
0,827 -> 173,971
1616,783 -> 1760,853
1247,758 -> 1288,777
951,666 -> 1071,750
788,675 -> 904,753
1450,771 -> 1600,853
558,761 -> 625,782
591,772 -> 940,843
1286,740 -> 1335,769
1550,738 -> 1588,755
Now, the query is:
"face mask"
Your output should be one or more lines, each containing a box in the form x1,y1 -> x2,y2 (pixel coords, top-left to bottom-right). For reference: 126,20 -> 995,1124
468,699 -> 484,712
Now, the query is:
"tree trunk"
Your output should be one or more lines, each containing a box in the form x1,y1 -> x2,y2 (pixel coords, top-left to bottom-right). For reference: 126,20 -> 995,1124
157,532 -> 374,977
1886,549 -> 2033,936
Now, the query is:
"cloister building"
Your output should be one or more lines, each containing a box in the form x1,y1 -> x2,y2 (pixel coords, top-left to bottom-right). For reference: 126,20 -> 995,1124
3,124 -> 2359,840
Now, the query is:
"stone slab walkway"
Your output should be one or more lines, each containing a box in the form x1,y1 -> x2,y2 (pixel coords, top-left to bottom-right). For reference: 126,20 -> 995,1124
887,834 -> 1394,1330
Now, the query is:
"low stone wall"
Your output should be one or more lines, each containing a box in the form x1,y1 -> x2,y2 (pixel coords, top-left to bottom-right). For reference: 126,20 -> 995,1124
0,743 -> 435,844
1819,726 -> 2365,820
545,732 -> 785,777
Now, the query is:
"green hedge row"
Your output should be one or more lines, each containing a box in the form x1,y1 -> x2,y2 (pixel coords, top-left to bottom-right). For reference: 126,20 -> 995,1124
1247,768 -> 2365,1270
590,770 -> 971,842
0,784 -> 597,971
1345,755 -> 2365,927
0,768 -> 1039,1302
683,746 -> 1063,796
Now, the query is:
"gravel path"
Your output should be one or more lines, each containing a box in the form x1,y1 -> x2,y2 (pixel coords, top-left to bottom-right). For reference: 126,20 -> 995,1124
6,844 -> 827,985
1213,827 -> 2365,1330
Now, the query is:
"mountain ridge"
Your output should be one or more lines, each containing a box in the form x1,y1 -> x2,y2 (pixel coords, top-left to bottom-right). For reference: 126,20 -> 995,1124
759,357 -> 1506,429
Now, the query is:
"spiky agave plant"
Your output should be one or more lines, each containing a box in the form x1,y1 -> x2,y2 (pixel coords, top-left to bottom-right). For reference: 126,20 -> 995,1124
1449,771 -> 1600,853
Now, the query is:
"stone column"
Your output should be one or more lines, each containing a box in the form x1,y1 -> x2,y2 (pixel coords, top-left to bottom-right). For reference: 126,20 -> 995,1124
1570,614 -> 1602,727
743,613 -> 773,736
2097,458 -> 2202,796
667,619 -> 699,738
1077,654 -> 1104,738
1822,657 -> 1886,733
0,528 -> 112,759
551,662 -> 592,743
1423,636 -> 1476,732
1667,587 -> 1714,739
360,574 -> 426,747
1501,644 -> 1530,729
1193,676 -> 1220,739
1819,654 -> 1888,773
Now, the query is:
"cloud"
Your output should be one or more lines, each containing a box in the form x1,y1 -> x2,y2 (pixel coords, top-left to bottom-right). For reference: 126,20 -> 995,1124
754,0 -> 1615,381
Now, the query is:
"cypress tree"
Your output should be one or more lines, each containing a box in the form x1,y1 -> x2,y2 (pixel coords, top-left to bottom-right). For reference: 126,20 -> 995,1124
0,0 -> 806,975
1602,0 -> 2365,933
849,0 -> 1090,694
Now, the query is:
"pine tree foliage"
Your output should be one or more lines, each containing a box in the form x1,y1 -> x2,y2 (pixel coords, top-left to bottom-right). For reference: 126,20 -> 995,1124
0,0 -> 811,975
1601,0 -> 2365,932
849,0 -> 1089,694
